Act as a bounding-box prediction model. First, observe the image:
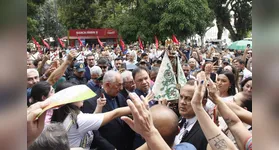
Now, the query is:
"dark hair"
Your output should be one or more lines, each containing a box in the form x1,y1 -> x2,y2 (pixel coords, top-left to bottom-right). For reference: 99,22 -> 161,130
114,57 -> 122,61
242,99 -> 252,112
156,60 -> 162,64
141,53 -> 148,58
240,77 -> 252,91
97,57 -> 109,65
235,58 -> 245,64
182,63 -> 190,67
55,81 -> 74,93
201,62 -> 212,71
51,82 -> 80,129
33,59 -> 42,68
219,71 -> 236,96
132,66 -> 149,79
86,53 -> 94,59
30,81 -> 51,105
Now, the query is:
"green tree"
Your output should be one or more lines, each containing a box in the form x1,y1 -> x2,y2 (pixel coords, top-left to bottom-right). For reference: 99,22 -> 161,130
57,0 -> 214,44
38,0 -> 67,40
207,0 -> 252,41
27,0 -> 46,41
109,0 -> 214,43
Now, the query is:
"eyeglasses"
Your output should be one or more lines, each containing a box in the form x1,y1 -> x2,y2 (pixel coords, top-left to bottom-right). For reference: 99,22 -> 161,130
124,81 -> 134,85
99,66 -> 107,69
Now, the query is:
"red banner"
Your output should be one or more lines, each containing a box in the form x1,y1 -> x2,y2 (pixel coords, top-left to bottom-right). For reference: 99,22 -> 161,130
68,28 -> 118,39
120,38 -> 125,51
155,36 -> 159,49
172,35 -> 179,44
58,37 -> 65,48
41,38 -> 50,49
97,36 -> 104,47
138,36 -> 144,50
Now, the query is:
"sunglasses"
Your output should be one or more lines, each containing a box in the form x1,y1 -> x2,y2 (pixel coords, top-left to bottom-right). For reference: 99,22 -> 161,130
99,66 -> 107,69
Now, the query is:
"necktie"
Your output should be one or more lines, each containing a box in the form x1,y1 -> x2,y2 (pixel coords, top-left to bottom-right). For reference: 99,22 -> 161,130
111,98 -> 117,109
179,118 -> 186,128
183,120 -> 189,129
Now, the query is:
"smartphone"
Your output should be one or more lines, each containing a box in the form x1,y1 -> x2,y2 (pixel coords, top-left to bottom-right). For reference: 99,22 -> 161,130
212,57 -> 219,66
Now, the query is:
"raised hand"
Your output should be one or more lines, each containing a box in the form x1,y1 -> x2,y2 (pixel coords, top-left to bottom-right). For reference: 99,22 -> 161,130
67,49 -> 77,62
191,71 -> 207,106
145,91 -> 155,102
97,93 -> 107,107
157,98 -> 170,107
121,93 -> 155,138
207,77 -> 219,104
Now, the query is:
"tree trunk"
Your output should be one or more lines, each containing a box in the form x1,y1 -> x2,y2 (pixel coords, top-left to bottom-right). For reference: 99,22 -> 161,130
200,34 -> 205,47
223,19 -> 238,41
216,17 -> 223,39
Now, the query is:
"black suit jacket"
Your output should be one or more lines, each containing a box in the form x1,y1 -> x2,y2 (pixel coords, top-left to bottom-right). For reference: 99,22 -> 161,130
180,121 -> 208,150
81,89 -> 135,150
119,89 -> 129,100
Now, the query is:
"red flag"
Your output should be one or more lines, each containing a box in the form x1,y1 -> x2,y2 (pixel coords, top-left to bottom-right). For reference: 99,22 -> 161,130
120,38 -> 125,51
138,36 -> 144,50
97,36 -> 104,47
155,36 -> 159,49
172,34 -> 179,44
32,37 -> 42,53
77,37 -> 84,47
58,37 -> 65,48
32,37 -> 40,48
41,38 -> 50,49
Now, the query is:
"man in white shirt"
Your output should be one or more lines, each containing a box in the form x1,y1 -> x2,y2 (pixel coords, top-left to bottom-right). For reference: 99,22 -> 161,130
234,58 -> 252,81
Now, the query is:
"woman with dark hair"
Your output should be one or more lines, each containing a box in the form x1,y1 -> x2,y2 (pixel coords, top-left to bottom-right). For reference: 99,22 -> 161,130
224,65 -> 240,92
29,81 -> 54,105
216,70 -> 237,102
30,81 -> 55,124
51,81 -> 130,150
240,77 -> 252,98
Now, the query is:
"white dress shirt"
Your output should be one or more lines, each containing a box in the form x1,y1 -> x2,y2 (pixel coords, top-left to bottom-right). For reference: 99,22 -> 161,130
174,116 -> 197,145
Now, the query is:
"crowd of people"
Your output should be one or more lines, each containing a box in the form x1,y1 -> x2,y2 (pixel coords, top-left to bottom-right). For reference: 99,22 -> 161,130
27,41 -> 252,150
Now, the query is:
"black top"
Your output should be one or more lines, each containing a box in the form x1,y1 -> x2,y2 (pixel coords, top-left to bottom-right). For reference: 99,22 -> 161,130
68,74 -> 87,85
81,89 -> 135,150
180,121 -> 208,150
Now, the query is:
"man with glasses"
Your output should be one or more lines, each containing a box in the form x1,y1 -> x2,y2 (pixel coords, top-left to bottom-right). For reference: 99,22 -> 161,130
120,71 -> 136,99
87,66 -> 103,92
97,57 -> 109,76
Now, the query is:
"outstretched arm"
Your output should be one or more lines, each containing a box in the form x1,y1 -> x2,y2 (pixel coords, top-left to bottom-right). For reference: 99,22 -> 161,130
225,101 -> 252,125
191,72 -> 237,150
47,50 -> 76,86
208,78 -> 252,150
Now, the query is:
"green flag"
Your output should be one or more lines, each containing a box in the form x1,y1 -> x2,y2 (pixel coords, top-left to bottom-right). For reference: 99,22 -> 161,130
152,52 -> 179,101
177,56 -> 187,88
